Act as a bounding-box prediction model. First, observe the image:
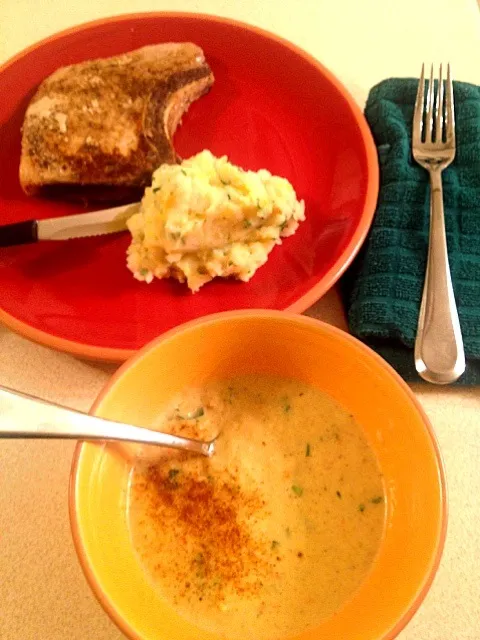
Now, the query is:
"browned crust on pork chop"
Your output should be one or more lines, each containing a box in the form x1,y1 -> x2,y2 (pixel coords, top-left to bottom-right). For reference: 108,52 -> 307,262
19,43 -> 214,201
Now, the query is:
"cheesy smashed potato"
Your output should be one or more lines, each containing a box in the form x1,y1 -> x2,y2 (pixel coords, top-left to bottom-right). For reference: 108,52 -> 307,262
126,150 -> 305,292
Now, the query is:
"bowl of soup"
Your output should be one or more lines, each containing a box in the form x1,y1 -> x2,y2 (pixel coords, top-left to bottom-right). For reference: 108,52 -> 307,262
70,310 -> 446,640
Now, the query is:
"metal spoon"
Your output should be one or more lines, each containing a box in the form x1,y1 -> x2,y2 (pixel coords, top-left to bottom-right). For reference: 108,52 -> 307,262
0,385 -> 216,457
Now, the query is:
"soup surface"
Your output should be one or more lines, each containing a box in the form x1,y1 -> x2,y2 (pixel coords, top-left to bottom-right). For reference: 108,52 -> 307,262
128,375 -> 385,639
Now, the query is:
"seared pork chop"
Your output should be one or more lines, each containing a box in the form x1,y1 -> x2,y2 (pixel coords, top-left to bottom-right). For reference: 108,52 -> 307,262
19,43 -> 214,201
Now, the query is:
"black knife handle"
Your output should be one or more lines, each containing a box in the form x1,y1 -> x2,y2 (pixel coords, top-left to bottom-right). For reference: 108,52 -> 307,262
0,220 -> 38,247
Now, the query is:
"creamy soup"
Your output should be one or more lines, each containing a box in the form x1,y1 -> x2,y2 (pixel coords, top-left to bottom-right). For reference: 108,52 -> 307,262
127,375 -> 385,639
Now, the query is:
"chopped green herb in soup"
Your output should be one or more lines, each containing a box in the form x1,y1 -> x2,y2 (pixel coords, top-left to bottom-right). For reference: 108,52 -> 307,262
128,375 -> 385,640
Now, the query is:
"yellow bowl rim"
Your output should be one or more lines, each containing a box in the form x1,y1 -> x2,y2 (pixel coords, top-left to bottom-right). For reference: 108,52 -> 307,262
69,309 -> 447,640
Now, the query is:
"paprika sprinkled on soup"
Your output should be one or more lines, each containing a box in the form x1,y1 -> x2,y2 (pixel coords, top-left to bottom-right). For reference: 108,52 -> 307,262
128,375 -> 385,639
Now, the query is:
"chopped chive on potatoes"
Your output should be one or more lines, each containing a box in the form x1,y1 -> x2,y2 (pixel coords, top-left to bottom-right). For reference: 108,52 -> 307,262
126,150 -> 305,292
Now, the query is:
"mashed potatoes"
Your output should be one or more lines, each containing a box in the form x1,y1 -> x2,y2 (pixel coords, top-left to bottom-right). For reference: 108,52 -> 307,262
126,150 -> 305,292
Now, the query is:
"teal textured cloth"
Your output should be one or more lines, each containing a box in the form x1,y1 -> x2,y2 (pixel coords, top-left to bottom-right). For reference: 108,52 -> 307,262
343,79 -> 480,384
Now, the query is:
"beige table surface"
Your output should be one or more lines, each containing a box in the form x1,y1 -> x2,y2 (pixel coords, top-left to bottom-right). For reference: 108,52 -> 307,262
1,1 -> 479,639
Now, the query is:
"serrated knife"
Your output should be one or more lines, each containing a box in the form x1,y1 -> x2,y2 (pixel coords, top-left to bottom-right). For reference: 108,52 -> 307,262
0,202 -> 140,247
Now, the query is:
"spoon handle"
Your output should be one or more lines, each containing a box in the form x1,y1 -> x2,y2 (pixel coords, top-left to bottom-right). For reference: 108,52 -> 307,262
0,385 -> 214,457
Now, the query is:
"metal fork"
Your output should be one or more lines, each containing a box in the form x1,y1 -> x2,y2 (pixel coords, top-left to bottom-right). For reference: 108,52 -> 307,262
412,63 -> 465,384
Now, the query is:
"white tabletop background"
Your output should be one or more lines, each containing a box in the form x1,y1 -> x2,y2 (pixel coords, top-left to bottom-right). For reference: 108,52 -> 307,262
0,1 -> 479,639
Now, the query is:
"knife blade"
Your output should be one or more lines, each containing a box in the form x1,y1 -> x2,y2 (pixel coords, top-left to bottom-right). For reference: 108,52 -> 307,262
0,202 -> 140,247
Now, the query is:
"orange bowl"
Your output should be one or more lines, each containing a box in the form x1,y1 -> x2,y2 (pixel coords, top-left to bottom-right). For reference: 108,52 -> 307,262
70,311 -> 446,640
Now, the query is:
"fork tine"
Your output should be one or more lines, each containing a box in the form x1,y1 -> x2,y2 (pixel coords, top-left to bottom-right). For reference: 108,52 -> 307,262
445,63 -> 455,146
435,64 -> 444,142
413,63 -> 425,146
425,64 -> 435,143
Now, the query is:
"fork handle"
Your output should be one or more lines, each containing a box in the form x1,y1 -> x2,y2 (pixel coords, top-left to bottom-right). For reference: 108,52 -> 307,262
414,169 -> 465,384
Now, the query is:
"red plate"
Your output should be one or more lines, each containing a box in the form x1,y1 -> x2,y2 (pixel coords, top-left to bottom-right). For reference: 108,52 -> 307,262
0,13 -> 378,361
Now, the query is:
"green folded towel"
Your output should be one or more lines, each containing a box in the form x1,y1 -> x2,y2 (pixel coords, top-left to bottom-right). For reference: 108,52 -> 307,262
343,78 -> 480,385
